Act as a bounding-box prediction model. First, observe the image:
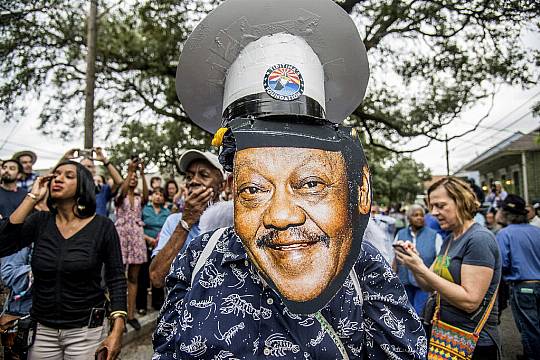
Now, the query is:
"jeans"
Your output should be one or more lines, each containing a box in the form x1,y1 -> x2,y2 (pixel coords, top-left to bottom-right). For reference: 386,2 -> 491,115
510,282 -> 540,360
28,322 -> 107,360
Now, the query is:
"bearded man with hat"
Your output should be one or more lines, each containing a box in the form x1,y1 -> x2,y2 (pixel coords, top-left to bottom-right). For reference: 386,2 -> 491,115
153,0 -> 426,358
496,194 -> 540,359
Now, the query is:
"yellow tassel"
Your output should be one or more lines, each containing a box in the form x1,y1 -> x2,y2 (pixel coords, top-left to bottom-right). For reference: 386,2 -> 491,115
211,127 -> 228,147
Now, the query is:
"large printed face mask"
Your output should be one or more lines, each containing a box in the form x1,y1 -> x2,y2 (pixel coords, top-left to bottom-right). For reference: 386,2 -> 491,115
234,147 -> 351,303
175,0 -> 371,314
229,119 -> 371,314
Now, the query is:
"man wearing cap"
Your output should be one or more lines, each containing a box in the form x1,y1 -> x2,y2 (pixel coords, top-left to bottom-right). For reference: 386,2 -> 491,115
149,150 -> 225,288
13,151 -> 38,193
153,0 -> 425,359
496,194 -> 540,358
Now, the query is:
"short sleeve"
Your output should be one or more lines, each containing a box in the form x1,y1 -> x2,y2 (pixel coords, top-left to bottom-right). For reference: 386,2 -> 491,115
358,242 -> 427,359
152,231 -> 212,360
152,214 -> 182,258
462,229 -> 498,269
496,229 -> 512,273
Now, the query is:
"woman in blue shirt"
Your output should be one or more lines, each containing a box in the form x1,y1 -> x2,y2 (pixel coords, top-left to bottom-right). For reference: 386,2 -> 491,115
137,187 -> 170,314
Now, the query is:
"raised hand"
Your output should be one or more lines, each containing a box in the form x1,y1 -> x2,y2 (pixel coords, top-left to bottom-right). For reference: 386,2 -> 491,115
30,175 -> 54,202
181,186 -> 214,228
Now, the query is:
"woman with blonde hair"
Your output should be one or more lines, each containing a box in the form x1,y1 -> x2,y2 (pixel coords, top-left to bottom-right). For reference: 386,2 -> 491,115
395,177 -> 501,359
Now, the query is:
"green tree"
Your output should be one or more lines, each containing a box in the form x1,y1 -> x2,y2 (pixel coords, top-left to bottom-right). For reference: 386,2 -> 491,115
1,0 -> 539,169
366,144 -> 432,205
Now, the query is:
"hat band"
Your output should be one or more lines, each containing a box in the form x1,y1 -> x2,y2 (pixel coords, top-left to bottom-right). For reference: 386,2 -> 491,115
222,93 -> 325,124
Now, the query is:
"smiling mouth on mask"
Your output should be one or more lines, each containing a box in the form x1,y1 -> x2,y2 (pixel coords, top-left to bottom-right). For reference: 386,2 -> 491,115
256,228 -> 330,250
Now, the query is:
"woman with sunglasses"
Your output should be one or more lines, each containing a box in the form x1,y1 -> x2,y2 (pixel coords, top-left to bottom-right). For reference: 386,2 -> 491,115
0,160 -> 127,360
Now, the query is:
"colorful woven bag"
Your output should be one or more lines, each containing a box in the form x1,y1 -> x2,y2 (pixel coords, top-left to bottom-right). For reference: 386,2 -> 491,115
427,285 -> 498,360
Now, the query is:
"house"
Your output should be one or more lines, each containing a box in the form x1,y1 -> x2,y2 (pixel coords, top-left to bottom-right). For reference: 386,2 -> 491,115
457,127 -> 540,204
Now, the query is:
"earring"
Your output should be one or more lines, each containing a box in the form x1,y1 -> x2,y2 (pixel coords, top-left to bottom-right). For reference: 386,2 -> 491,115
76,198 -> 86,212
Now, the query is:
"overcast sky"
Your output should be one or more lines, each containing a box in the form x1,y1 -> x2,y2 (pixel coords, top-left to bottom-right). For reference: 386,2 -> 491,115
1,27 -> 539,176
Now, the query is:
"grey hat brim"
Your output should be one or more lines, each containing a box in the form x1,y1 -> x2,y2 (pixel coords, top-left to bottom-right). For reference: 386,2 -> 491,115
178,150 -> 225,176
176,0 -> 369,134
13,150 -> 37,164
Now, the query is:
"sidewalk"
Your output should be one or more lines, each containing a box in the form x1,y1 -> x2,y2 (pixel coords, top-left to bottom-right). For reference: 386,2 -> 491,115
122,309 -> 159,346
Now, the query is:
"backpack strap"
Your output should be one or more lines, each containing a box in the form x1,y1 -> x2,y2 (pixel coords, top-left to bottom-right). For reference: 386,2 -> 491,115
349,267 -> 363,306
191,227 -> 227,286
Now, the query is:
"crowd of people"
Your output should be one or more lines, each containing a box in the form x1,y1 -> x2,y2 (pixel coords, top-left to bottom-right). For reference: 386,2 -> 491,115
0,145 -> 538,359
0,147 -> 232,359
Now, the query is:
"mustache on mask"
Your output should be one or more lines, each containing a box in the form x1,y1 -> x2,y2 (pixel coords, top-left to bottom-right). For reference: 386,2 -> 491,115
256,227 -> 330,249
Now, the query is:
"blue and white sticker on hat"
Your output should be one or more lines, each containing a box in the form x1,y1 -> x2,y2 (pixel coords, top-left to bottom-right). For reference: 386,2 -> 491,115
263,64 -> 304,101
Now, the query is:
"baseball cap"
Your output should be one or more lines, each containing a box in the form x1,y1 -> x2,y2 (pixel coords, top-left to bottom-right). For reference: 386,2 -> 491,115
501,194 -> 527,215
178,150 -> 224,178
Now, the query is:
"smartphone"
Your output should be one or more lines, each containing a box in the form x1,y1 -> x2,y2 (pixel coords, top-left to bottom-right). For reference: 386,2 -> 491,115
88,307 -> 106,328
79,148 -> 94,159
95,347 -> 108,360
392,243 -> 408,252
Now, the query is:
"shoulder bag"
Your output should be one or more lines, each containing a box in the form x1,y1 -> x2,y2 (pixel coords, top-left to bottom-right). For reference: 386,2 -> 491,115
428,238 -> 498,359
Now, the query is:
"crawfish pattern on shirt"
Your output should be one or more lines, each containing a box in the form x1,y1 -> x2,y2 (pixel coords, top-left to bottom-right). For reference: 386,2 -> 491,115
153,227 -> 427,359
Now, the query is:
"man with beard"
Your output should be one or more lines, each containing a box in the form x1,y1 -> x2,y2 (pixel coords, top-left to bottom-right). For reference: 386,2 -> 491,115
0,159 -> 26,219
153,0 -> 425,359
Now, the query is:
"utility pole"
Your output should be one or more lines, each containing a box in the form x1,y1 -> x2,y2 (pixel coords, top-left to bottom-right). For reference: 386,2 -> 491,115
445,134 -> 450,176
84,0 -> 98,149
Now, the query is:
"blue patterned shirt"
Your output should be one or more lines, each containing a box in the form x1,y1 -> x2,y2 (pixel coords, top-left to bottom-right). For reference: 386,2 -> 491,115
153,227 -> 427,359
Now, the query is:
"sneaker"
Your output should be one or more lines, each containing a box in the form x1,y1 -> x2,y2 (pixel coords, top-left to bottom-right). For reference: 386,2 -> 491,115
127,318 -> 141,331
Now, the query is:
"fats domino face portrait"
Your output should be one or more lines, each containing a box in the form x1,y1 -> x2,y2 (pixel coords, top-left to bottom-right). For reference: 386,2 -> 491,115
175,0 -> 370,313
228,119 -> 371,313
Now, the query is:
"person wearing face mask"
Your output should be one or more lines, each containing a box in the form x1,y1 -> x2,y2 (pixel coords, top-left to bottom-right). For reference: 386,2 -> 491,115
0,161 -> 127,360
136,187 -> 170,314
114,159 -> 148,331
153,0 -> 426,358
149,150 -> 225,289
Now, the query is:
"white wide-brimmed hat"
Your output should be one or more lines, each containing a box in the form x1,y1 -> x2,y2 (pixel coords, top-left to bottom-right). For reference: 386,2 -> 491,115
176,0 -> 369,134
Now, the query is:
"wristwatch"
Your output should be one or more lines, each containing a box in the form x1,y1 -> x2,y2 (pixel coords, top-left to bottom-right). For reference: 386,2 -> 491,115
180,219 -> 191,232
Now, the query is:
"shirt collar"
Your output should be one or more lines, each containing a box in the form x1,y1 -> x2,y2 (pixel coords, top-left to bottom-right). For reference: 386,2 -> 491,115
221,228 -> 248,265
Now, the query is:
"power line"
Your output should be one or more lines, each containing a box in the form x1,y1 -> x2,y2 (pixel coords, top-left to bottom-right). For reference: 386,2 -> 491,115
449,89 -> 540,152
451,109 -> 537,153
0,122 -> 22,151
0,139 -> 64,156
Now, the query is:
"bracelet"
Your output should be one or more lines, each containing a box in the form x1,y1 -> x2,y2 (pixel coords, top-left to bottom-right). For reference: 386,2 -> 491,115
180,219 -> 191,232
26,193 -> 38,202
109,311 -> 127,321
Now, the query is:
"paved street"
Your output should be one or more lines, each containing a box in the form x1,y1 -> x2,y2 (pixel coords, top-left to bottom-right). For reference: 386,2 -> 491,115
121,306 -> 525,359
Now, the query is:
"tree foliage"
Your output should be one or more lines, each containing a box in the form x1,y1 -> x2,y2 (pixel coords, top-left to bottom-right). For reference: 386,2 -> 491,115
1,0 -> 539,169
366,143 -> 432,205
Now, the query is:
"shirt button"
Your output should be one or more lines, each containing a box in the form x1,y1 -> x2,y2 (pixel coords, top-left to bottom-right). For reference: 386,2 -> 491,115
244,260 -> 249,267
263,348 -> 271,356
266,298 -> 273,305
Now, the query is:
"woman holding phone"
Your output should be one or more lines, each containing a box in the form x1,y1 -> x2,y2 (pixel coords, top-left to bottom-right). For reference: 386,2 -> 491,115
395,177 -> 501,359
0,161 -> 127,360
